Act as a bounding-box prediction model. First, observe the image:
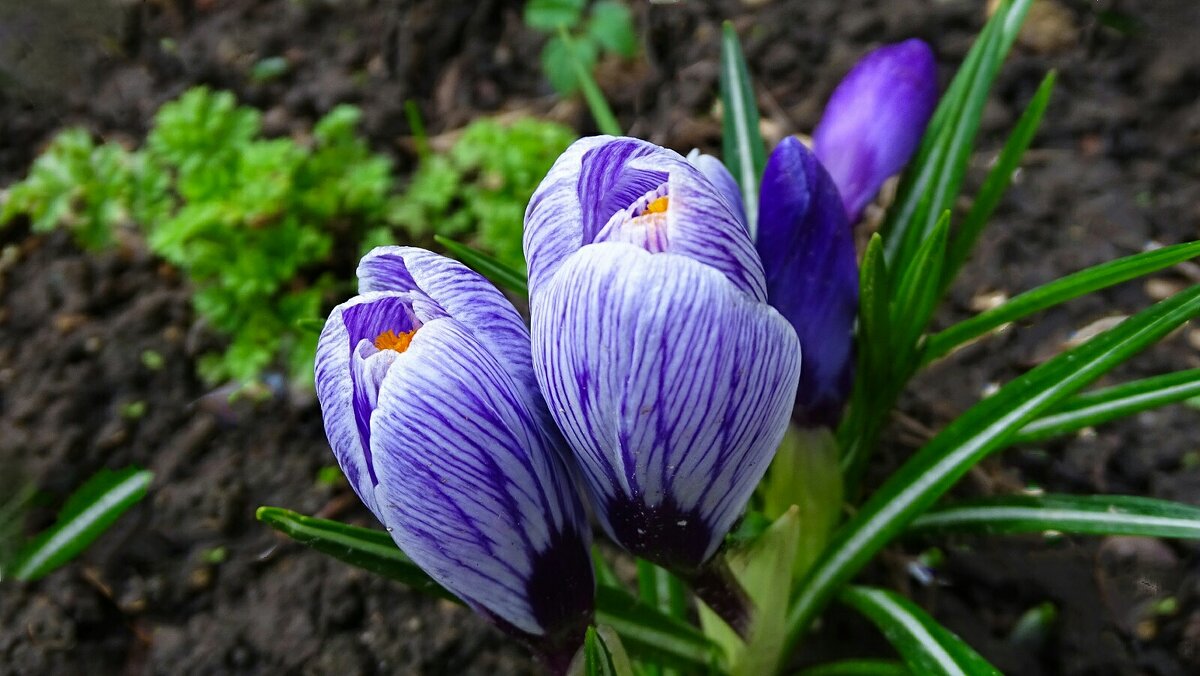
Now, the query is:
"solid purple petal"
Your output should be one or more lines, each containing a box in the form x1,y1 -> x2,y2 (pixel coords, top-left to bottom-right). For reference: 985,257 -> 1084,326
357,246 -> 541,403
813,39 -> 938,222
531,242 -> 800,569
758,137 -> 859,427
524,136 -> 766,302
687,149 -> 747,231
371,317 -> 593,638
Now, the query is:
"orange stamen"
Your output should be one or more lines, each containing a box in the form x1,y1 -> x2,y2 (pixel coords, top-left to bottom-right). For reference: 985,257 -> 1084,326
374,328 -> 418,353
645,196 -> 670,214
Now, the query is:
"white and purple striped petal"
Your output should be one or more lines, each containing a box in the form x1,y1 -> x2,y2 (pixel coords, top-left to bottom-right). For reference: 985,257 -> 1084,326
316,290 -> 439,518
531,242 -> 801,570
687,149 -> 747,230
758,137 -> 859,428
813,39 -> 938,222
371,316 -> 593,640
524,136 -> 767,303
357,246 -> 540,398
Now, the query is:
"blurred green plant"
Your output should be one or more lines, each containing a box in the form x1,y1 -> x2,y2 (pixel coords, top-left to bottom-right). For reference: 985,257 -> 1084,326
0,129 -> 140,250
1,87 -> 396,386
524,0 -> 637,95
1,88 -> 574,386
2,467 -> 152,582
391,117 -> 575,272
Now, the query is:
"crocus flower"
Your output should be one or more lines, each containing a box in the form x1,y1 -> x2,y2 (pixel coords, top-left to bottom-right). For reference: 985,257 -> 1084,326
756,137 -> 859,428
711,40 -> 936,428
315,246 -> 594,666
525,137 -> 801,576
813,39 -> 938,223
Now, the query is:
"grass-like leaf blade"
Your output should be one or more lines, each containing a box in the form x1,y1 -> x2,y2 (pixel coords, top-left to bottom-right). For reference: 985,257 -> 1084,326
585,625 -> 636,676
559,27 -> 622,136
595,586 -> 724,673
838,586 -> 1001,676
882,0 -> 1033,281
907,494 -> 1200,539
890,211 -> 950,363
719,21 -> 765,238
435,235 -> 529,297
840,234 -> 895,484
256,506 -> 458,599
941,71 -> 1056,290
8,467 -> 152,581
924,240 -> 1200,364
1016,368 -> 1200,443
781,285 -> 1200,659
257,507 -> 721,671
797,659 -> 910,676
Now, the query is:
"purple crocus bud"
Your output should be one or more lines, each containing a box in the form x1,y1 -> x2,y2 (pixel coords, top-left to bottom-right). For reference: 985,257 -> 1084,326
525,137 -> 801,574
315,246 -> 594,665
813,39 -> 938,222
758,137 -> 859,428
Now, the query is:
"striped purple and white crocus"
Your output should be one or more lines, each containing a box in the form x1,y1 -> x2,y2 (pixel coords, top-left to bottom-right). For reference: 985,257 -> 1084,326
314,247 -> 593,669
524,137 -> 802,595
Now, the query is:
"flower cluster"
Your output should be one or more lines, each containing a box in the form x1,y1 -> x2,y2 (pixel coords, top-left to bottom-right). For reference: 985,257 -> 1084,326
314,39 -> 935,667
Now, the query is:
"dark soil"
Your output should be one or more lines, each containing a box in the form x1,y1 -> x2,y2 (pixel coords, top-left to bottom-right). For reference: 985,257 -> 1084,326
2,0 -> 1199,674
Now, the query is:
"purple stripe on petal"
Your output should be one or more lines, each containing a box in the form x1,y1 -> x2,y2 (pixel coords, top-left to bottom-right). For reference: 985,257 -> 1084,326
525,136 -> 767,302
357,246 -> 543,412
813,39 -> 938,222
758,137 -> 859,428
665,161 -> 767,302
687,149 -> 747,232
524,136 -> 615,298
531,242 -> 800,569
371,316 -> 593,638
577,138 -> 667,242
317,291 -> 424,519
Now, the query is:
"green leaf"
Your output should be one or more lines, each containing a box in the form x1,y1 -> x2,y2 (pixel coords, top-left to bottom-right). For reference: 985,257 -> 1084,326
588,1 -> 637,58
907,494 -> 1200,539
781,285 -> 1200,659
435,235 -> 529,297
584,625 -> 636,676
890,210 -> 950,363
941,71 -> 1056,290
857,234 -> 892,389
923,240 -> 1200,364
561,30 -> 622,136
525,0 -> 586,31
719,21 -> 766,239
882,0 -> 1034,283
257,507 -> 722,671
1015,368 -> 1200,443
699,507 -> 800,676
295,317 -> 325,334
839,235 -> 893,486
838,586 -> 1001,676
797,660 -> 910,676
595,586 -> 724,673
593,546 -> 623,589
543,33 -> 599,96
759,427 -> 842,580
846,212 -> 946,497
636,559 -> 687,623
256,506 -> 458,599
8,467 -> 152,581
